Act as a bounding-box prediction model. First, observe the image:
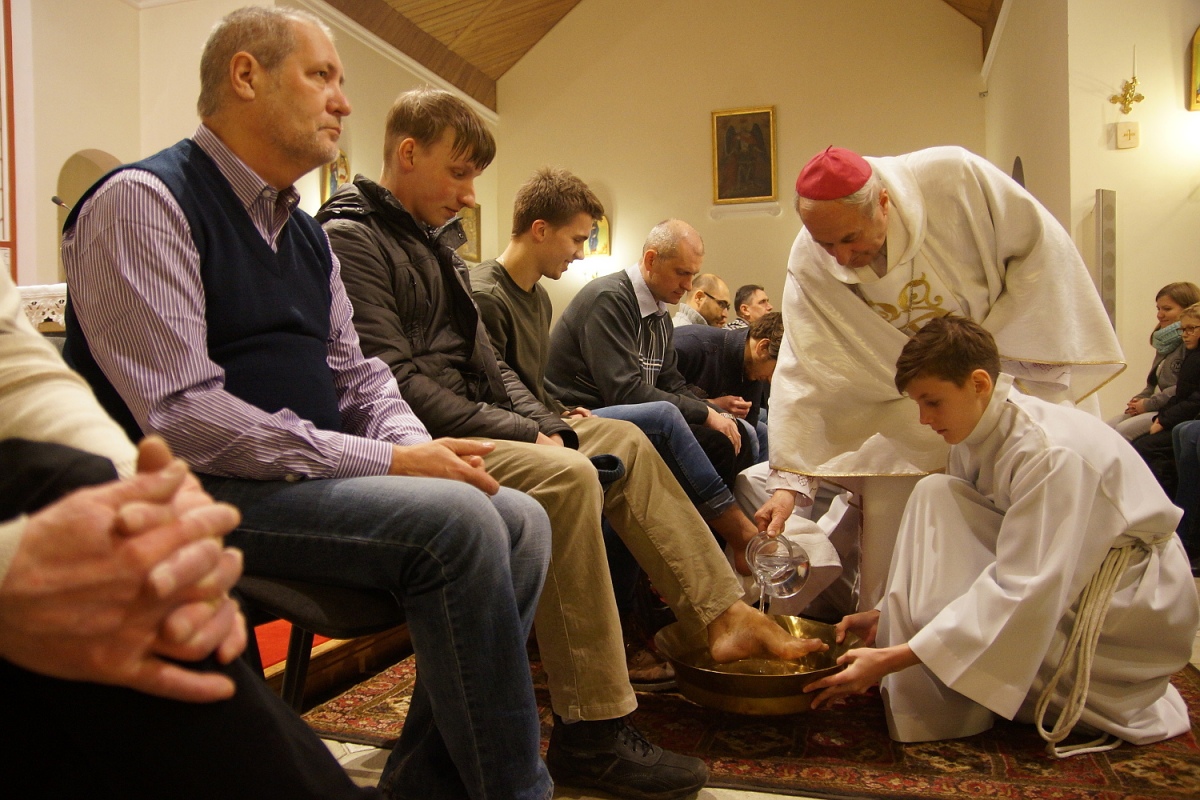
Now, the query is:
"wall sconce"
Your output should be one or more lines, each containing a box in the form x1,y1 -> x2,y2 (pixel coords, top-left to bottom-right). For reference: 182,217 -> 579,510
1109,47 -> 1144,114
577,254 -> 619,282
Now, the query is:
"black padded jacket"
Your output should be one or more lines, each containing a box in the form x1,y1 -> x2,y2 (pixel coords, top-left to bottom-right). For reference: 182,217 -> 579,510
316,175 -> 575,446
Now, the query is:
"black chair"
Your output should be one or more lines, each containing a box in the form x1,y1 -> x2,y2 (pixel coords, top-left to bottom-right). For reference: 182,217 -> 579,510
236,576 -> 406,711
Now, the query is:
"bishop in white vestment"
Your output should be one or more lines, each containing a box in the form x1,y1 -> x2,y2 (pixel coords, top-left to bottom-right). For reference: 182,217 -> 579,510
762,147 -> 1125,607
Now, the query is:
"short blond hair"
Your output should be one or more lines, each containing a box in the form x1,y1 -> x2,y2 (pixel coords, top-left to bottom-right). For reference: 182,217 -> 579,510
384,88 -> 495,170
197,6 -> 330,117
643,219 -> 704,261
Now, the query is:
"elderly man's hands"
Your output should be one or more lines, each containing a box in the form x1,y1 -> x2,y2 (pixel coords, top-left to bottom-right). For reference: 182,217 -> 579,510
132,437 -> 246,666
0,437 -> 244,702
389,438 -> 501,495
754,489 -> 797,535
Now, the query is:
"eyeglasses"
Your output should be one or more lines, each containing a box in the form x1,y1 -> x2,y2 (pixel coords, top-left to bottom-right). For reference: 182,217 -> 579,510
1182,325 -> 1200,336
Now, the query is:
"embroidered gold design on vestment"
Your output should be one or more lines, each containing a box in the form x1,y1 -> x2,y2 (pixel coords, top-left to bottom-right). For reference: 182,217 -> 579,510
865,272 -> 949,335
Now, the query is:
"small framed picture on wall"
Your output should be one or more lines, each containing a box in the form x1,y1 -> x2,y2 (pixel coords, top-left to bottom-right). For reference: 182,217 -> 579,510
584,216 -> 610,257
1191,25 -> 1200,111
320,150 -> 351,203
456,205 -> 481,263
711,106 -> 777,204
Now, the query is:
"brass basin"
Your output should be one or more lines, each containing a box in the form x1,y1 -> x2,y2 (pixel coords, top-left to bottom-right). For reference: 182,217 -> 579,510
653,615 -> 863,716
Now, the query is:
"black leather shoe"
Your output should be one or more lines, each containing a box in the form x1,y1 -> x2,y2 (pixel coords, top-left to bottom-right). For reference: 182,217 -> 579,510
546,714 -> 707,800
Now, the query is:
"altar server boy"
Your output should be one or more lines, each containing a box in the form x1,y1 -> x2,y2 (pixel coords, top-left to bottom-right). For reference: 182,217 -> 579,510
806,315 -> 1199,756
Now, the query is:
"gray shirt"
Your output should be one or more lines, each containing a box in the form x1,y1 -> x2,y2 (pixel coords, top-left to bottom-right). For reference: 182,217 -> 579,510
546,264 -> 710,424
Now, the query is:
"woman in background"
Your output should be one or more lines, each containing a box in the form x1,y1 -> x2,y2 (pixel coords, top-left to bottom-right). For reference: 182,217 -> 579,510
1108,282 -> 1200,440
1132,302 -> 1200,498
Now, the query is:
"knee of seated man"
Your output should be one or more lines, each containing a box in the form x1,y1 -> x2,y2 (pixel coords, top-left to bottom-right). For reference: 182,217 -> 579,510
533,442 -> 602,485
577,417 -> 653,462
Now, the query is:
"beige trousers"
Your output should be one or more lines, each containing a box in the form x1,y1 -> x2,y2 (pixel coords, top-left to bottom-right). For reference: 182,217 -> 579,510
480,415 -> 743,722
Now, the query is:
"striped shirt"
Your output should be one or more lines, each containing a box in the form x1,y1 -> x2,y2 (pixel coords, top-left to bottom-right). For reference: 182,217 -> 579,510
61,124 -> 430,481
625,262 -> 673,388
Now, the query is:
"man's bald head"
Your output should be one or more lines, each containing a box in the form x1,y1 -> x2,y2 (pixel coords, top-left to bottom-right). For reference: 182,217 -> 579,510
640,219 -> 705,306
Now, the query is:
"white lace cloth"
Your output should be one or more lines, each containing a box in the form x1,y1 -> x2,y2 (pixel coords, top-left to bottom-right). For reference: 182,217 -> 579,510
17,282 -> 67,329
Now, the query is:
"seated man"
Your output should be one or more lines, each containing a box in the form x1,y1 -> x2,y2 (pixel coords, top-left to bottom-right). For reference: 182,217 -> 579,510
724,283 -> 773,330
60,9 -> 553,799
547,220 -> 757,498
807,316 -> 1198,756
674,310 -> 782,463
671,273 -> 731,327
0,269 -> 375,798
471,168 -> 763,568
318,93 -> 820,800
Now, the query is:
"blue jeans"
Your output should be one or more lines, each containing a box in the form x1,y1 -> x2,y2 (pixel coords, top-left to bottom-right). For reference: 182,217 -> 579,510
1174,420 -> 1200,558
201,475 -> 553,800
592,401 -> 735,519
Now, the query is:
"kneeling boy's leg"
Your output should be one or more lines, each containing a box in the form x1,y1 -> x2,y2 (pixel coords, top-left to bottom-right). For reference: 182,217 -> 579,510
879,474 -> 998,742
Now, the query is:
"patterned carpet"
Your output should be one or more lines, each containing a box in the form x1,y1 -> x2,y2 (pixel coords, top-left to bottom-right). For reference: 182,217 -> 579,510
304,658 -> 1200,799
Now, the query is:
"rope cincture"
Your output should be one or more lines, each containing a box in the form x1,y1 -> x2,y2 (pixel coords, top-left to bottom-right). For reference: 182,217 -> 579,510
1033,542 -> 1142,758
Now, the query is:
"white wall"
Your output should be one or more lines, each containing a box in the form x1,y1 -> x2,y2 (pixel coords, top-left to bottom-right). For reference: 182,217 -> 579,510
496,0 -> 987,319
983,0 -> 1072,226
1066,0 -> 1200,415
140,0 -> 248,157
19,0 -> 139,283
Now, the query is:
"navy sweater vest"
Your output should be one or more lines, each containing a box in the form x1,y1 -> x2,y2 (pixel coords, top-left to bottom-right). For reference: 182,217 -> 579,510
64,139 -> 342,443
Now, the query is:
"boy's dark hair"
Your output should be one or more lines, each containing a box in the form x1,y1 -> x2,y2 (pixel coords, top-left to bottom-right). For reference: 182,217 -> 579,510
747,311 -> 784,360
511,167 -> 604,236
894,315 -> 1001,393
384,87 -> 496,170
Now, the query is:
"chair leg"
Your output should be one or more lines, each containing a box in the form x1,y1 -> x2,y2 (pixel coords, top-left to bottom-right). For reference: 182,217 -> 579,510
281,625 -> 315,712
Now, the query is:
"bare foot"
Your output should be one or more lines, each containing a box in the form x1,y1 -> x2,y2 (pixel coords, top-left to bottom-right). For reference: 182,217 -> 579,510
707,600 -> 827,663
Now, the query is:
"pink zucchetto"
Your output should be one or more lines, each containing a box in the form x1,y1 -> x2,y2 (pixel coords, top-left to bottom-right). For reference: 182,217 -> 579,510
794,146 -> 872,201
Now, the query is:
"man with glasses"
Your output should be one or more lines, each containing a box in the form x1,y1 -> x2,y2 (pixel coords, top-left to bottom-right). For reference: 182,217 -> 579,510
672,273 -> 732,327
1132,309 -> 1200,505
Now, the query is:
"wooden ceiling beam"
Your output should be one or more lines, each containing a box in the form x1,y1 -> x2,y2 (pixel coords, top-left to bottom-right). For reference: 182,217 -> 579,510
940,0 -> 1005,58
980,0 -> 1004,57
322,0 -> 497,110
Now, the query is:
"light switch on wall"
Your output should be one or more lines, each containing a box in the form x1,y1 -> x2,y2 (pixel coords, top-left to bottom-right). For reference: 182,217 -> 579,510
1115,121 -> 1140,149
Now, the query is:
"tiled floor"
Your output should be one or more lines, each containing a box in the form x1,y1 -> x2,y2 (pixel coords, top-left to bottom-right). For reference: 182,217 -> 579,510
324,578 -> 1200,799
